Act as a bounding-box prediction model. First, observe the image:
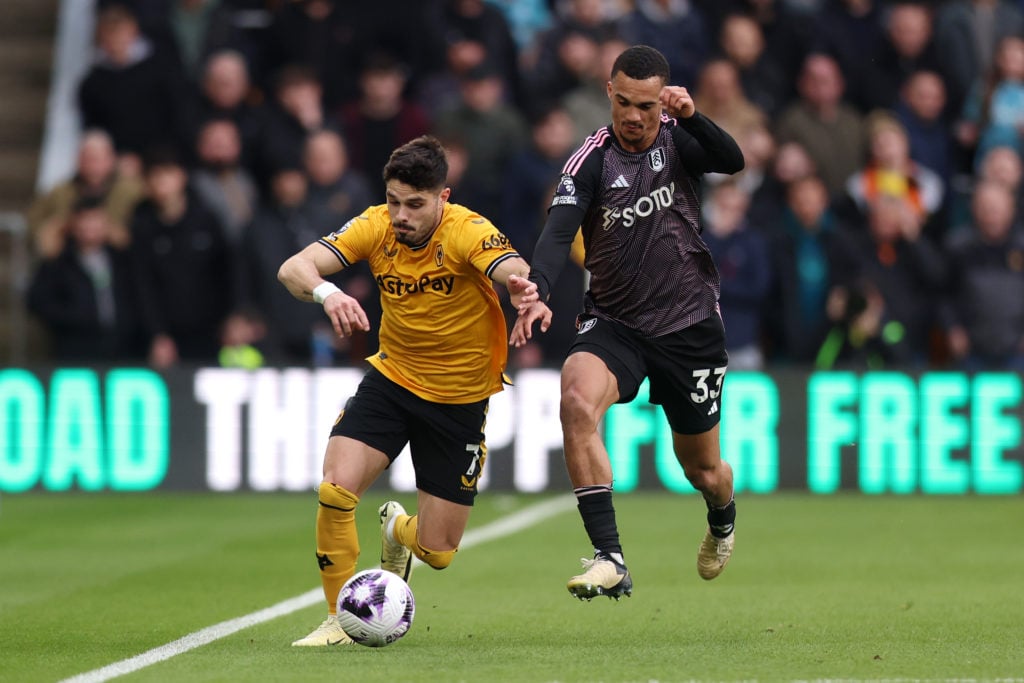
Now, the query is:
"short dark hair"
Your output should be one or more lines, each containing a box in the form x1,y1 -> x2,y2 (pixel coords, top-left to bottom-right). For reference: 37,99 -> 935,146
71,195 -> 105,214
611,45 -> 671,84
142,145 -> 183,173
382,136 -> 448,192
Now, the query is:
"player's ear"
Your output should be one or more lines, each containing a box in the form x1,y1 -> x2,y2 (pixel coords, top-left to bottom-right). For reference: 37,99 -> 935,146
439,187 -> 451,203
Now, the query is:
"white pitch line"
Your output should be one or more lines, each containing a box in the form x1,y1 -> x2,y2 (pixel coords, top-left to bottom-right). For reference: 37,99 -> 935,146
58,495 -> 576,683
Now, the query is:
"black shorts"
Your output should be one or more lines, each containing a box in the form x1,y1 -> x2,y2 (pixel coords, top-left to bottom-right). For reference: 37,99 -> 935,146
330,368 -> 488,505
567,313 -> 729,435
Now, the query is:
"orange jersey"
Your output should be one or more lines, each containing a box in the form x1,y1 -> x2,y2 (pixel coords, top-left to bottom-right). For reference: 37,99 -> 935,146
318,203 -> 520,403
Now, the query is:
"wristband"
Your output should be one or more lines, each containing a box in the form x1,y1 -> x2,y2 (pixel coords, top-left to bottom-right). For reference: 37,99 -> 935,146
312,282 -> 341,304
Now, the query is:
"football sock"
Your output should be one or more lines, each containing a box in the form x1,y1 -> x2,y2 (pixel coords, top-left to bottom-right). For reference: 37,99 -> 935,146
575,485 -> 624,564
393,513 -> 457,570
706,496 -> 736,538
316,481 -> 360,614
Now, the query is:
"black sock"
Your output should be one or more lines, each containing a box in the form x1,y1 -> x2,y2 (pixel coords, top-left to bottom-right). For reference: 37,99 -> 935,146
575,486 -> 623,561
706,497 -> 736,538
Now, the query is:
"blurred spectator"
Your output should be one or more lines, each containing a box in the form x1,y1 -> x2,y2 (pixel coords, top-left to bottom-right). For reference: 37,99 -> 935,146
866,1 -> 941,112
303,129 -> 378,363
144,0 -> 248,83
550,0 -> 631,20
26,129 -> 143,258
748,138 -> 818,228
949,143 -> 1024,233
486,0 -> 553,50
894,70 -> 954,186
693,58 -> 768,144
977,143 -> 1024,202
811,0 -> 886,113
713,123 -> 777,199
941,180 -> 1024,370
262,0 -> 435,109
303,129 -> 374,236
974,144 -> 1024,194
765,174 -> 856,363
935,0 -> 1024,116
561,36 -> 629,142
843,110 -> 945,235
129,147 -> 235,368
775,52 -> 867,199
523,0 -> 619,104
192,49 -> 270,182
26,197 -> 145,362
718,12 -> 792,117
428,0 -> 525,108
500,104 -> 576,260
499,103 -> 583,367
723,0 -> 814,90
190,118 -> 258,244
701,181 -> 774,370
78,3 -> 190,171
956,34 -> 1024,169
337,52 -> 430,200
217,305 -> 267,369
617,0 -> 710,89
832,194 -> 947,367
432,62 -> 530,222
260,64 -> 343,176
439,135 -> 472,196
236,162 -> 332,365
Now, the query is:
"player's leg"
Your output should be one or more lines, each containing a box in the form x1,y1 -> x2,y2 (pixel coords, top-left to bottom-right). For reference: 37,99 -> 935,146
651,313 -> 735,580
671,426 -> 736,579
388,492 -> 471,571
293,370 -> 408,647
381,392 -> 487,576
560,336 -> 641,600
292,436 -> 390,646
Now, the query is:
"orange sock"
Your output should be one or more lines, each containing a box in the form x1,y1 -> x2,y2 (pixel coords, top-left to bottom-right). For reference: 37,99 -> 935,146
393,513 -> 457,570
315,481 -> 360,614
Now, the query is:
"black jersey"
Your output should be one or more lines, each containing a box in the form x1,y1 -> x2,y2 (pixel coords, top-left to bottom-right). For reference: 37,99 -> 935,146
530,112 -> 744,337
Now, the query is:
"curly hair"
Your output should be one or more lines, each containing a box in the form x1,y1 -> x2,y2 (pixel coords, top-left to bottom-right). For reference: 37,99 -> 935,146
382,135 -> 449,192
610,45 -> 670,84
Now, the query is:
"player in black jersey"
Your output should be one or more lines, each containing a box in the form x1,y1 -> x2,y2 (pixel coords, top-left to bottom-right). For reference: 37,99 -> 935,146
511,45 -> 745,600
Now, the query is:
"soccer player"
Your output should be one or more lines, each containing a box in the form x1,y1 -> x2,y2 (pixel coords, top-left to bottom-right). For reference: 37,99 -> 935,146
280,136 -> 537,645
511,45 -> 745,600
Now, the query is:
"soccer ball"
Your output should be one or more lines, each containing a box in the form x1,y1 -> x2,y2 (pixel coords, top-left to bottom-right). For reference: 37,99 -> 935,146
336,569 -> 415,647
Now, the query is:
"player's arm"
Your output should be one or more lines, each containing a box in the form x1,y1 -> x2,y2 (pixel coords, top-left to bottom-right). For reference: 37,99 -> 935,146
277,242 -> 370,336
489,255 -> 539,310
528,204 -> 586,302
661,86 -> 744,175
509,208 -> 580,348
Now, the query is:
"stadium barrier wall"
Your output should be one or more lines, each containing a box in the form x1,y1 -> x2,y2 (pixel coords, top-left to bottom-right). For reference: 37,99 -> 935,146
1,366 -> 1021,494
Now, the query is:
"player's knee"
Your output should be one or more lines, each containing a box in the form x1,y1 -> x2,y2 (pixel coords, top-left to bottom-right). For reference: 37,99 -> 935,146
413,543 -> 456,570
682,462 -> 719,493
560,388 -> 599,434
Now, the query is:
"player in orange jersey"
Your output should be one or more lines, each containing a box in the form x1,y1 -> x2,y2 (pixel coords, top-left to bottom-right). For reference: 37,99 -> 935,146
279,135 -> 537,646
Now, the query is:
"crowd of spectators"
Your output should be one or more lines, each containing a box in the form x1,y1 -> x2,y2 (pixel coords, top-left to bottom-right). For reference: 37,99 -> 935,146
23,0 -> 1024,372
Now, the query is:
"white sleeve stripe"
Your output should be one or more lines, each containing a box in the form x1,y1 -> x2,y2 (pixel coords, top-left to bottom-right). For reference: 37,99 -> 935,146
485,252 -> 519,278
317,239 -> 350,267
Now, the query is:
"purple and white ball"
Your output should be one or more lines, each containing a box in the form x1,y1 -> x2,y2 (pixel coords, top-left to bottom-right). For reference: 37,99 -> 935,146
336,569 -> 415,647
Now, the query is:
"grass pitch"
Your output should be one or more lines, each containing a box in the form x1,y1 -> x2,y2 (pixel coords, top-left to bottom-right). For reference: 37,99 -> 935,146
1,492 -> 1021,682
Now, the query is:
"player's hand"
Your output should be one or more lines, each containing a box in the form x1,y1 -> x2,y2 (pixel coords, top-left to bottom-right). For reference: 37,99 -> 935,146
660,86 -> 696,119
510,301 -> 552,347
506,274 -> 539,310
322,291 -> 371,337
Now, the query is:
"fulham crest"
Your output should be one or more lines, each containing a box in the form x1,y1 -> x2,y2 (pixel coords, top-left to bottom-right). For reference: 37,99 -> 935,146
648,148 -> 665,171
